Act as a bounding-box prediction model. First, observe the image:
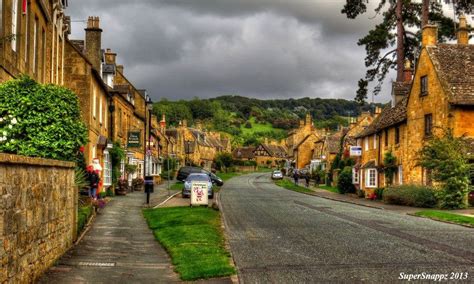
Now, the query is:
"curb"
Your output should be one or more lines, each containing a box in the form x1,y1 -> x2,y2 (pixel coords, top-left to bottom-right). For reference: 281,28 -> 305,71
407,213 -> 474,229
217,186 -> 241,284
311,192 -> 385,211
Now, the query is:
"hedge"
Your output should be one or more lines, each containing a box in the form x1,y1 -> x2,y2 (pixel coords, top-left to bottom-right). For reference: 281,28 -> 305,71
383,185 -> 437,208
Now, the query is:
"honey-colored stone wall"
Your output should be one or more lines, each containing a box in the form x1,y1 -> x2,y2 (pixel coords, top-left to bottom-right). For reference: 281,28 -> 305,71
0,154 -> 76,283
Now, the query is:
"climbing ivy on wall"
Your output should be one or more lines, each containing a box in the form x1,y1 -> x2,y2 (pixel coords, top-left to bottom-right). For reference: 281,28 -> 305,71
0,76 -> 88,161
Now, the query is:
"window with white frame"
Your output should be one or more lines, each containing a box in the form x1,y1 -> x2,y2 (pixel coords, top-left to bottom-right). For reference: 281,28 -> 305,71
99,96 -> 103,124
0,1 -> 3,36
398,165 -> 403,185
11,0 -> 18,51
365,168 -> 377,188
93,88 -> 97,118
364,137 -> 369,151
120,159 -> 125,178
103,150 -> 112,186
352,168 -> 359,184
151,162 -> 161,176
373,134 -> 377,149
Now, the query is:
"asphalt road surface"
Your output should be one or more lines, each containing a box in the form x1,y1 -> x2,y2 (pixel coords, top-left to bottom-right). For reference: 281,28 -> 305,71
220,173 -> 474,283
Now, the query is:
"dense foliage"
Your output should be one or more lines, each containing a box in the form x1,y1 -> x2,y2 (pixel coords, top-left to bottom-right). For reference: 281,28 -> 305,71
0,76 -> 88,161
153,96 -> 380,146
110,142 -> 126,187
383,185 -> 437,207
337,166 -> 356,194
418,130 -> 470,209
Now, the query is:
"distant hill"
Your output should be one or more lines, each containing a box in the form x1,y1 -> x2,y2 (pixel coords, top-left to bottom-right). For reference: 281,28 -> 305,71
153,96 -> 380,146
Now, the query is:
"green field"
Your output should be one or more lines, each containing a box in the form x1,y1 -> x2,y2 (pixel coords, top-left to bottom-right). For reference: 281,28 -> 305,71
143,207 -> 236,281
240,117 -> 286,136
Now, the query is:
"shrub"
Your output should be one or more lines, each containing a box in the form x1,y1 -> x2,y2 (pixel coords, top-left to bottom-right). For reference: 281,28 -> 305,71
383,185 -> 437,208
161,170 -> 176,180
337,166 -> 355,194
374,188 -> 384,200
418,129 -> 470,209
244,121 -> 252,128
132,178 -> 144,191
356,189 -> 365,198
77,205 -> 93,234
0,76 -> 88,161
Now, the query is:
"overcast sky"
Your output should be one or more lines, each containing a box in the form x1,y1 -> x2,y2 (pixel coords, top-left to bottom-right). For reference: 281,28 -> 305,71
66,1 -> 416,102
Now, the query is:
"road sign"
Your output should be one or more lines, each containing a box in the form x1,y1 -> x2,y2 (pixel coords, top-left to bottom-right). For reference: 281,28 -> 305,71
350,146 -> 362,156
191,181 -> 208,206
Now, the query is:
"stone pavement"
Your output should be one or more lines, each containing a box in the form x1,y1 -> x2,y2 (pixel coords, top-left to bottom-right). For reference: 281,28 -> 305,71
39,190 -> 180,284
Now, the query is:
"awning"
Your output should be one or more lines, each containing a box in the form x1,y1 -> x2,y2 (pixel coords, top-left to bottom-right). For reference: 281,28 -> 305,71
362,161 -> 376,169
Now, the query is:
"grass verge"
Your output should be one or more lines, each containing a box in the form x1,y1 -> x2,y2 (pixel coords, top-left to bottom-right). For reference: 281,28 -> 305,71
170,182 -> 184,191
143,207 -> 236,281
317,185 -> 340,194
216,172 -> 242,181
414,210 -> 474,227
275,179 -> 314,194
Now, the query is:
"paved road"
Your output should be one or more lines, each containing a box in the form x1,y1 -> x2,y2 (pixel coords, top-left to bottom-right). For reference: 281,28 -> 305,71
220,173 -> 474,283
39,191 -> 180,284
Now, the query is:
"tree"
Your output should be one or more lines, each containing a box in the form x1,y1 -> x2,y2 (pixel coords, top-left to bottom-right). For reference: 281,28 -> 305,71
418,129 -> 471,209
342,0 -> 473,104
215,152 -> 234,172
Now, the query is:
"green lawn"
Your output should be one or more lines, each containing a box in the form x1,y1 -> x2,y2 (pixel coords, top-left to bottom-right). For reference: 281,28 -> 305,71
414,210 -> 474,227
275,179 -> 314,194
143,207 -> 236,281
317,185 -> 340,194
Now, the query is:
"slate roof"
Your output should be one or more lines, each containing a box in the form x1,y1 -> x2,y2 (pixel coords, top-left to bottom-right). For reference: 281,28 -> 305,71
259,144 -> 287,158
392,81 -> 411,98
355,96 -> 408,138
426,44 -> 474,105
70,40 -> 84,52
232,147 -> 256,160
327,134 -> 342,154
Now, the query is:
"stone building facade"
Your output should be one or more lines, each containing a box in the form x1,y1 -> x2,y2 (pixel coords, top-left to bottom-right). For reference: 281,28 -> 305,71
0,0 -> 69,84
353,18 -> 473,196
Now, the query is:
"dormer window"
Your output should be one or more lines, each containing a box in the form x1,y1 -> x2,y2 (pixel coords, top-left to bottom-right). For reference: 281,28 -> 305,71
420,76 -> 428,96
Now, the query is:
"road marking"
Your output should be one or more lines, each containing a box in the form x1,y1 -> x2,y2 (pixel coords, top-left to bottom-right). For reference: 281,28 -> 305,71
78,262 -> 116,267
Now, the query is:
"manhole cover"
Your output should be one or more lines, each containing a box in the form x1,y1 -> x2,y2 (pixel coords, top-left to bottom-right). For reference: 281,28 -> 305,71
78,262 -> 116,267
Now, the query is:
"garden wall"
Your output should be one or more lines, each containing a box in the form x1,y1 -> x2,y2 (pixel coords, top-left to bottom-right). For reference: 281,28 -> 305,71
0,154 -> 77,283
235,165 -> 257,172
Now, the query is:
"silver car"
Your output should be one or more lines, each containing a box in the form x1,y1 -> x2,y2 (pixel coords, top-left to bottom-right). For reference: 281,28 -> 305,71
182,173 -> 214,199
271,170 -> 283,180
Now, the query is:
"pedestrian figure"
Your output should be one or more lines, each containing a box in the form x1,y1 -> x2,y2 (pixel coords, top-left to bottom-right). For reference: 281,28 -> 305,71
293,170 -> 299,185
304,173 -> 310,187
87,165 -> 100,200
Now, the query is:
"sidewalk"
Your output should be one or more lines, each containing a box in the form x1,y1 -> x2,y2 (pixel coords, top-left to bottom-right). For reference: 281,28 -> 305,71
291,178 -> 474,217
39,191 -> 180,283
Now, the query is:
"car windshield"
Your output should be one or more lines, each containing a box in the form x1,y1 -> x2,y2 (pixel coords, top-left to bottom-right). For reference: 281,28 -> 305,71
186,174 -> 210,182
273,171 -> 281,174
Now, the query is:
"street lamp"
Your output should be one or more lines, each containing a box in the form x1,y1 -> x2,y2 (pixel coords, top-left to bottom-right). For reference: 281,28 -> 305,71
144,94 -> 153,205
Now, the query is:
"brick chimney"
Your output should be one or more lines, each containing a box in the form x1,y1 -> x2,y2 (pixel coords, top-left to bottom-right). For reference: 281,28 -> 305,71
457,14 -> 469,45
116,65 -> 124,74
160,114 -> 166,133
422,24 -> 438,47
85,16 -> 102,71
104,48 -> 117,65
403,59 -> 413,82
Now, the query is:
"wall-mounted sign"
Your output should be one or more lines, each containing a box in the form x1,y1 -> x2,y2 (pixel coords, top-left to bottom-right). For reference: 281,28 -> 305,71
127,131 -> 141,148
350,146 -> 362,157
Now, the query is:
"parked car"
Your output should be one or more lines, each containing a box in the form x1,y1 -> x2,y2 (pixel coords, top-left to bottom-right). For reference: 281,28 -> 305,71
271,170 -> 284,180
177,166 -> 224,186
182,173 -> 214,199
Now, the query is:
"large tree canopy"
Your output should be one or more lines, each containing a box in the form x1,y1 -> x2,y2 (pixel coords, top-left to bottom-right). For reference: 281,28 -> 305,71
342,0 -> 473,104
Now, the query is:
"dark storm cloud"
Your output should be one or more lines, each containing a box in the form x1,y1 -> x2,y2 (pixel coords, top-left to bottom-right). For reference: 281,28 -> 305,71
67,0 -> 393,102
